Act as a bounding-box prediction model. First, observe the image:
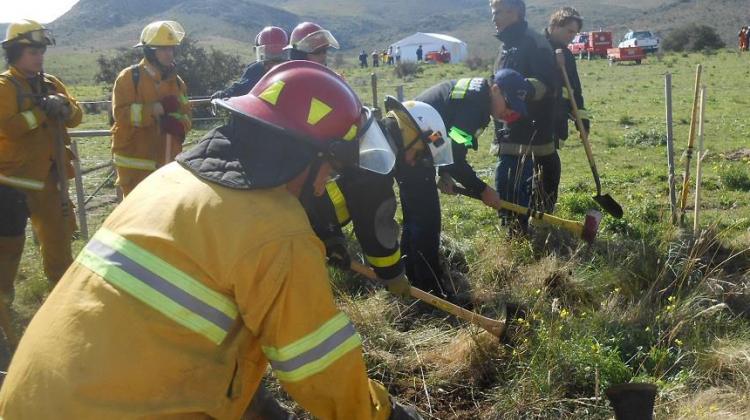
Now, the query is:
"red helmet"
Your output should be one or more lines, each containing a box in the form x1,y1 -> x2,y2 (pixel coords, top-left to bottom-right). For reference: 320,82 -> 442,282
286,22 -> 340,54
216,61 -> 394,174
254,26 -> 288,63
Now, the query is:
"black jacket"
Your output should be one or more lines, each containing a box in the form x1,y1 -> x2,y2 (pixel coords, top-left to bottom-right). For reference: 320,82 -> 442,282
415,78 -> 492,197
216,61 -> 267,99
494,21 -> 558,156
546,30 -> 587,143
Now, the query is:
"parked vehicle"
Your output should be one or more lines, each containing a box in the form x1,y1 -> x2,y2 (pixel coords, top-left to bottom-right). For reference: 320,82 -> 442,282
568,31 -> 613,59
607,46 -> 646,65
618,30 -> 660,53
425,50 -> 451,64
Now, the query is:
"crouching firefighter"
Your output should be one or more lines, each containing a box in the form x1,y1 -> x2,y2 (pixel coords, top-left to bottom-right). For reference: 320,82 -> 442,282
111,20 -> 192,197
0,60 -> 422,420
301,97 -> 453,302
0,19 -> 82,347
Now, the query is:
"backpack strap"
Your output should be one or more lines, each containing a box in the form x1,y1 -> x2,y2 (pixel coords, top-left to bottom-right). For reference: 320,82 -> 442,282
0,74 -> 24,110
130,64 -> 141,95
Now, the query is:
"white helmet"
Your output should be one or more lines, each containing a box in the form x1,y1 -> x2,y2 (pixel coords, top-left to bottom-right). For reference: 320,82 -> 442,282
384,97 -> 453,167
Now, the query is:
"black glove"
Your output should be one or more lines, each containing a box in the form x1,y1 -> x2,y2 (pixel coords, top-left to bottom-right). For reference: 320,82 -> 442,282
40,94 -> 71,120
324,237 -> 351,269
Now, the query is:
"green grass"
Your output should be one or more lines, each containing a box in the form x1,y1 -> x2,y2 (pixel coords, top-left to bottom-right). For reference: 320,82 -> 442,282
9,50 -> 750,418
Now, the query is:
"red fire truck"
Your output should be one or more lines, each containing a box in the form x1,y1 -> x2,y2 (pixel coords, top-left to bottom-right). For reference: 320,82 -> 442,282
568,31 -> 613,59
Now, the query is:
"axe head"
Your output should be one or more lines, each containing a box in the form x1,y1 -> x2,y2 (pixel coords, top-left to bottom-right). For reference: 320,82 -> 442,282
581,209 -> 603,245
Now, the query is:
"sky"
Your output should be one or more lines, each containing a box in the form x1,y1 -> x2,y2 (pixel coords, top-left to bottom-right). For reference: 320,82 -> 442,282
1,0 -> 79,24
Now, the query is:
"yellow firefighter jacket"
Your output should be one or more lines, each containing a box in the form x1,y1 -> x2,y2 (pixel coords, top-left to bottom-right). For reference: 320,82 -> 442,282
111,59 -> 191,171
0,66 -> 82,191
0,162 -> 391,420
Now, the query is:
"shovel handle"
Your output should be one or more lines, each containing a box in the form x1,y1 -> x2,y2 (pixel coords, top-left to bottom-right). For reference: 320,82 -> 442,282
53,120 -> 71,219
555,49 -> 602,194
349,262 -> 506,338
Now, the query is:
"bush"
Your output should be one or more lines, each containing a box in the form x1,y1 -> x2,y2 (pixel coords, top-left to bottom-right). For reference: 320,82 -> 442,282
622,128 -> 667,146
719,164 -> 750,191
662,23 -> 725,52
95,37 -> 244,97
393,62 -> 423,79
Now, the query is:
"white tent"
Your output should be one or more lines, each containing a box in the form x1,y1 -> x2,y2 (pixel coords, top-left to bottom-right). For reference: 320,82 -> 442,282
389,32 -> 469,63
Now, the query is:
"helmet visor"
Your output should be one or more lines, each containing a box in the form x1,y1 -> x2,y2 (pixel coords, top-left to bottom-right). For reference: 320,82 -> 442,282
295,29 -> 340,53
16,29 -> 55,46
356,108 -> 396,174
255,44 -> 288,63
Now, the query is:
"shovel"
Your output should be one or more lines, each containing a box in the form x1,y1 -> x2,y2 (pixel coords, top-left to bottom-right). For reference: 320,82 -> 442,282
555,49 -> 624,219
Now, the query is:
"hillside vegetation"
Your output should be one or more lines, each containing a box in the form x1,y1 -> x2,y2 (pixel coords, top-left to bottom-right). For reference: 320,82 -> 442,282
7,49 -> 750,418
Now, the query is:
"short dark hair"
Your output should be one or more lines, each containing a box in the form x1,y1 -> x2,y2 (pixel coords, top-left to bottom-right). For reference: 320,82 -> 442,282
491,0 -> 526,19
3,43 -> 25,65
548,7 -> 583,32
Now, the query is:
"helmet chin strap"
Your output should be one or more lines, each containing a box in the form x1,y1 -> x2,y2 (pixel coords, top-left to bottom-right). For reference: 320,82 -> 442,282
298,154 -> 325,204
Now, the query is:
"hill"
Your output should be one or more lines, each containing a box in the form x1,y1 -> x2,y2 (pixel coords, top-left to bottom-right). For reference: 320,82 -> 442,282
2,0 -> 745,61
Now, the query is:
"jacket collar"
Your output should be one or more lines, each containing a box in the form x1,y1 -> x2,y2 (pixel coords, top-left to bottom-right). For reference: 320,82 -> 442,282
496,20 -> 528,45
544,28 -> 565,49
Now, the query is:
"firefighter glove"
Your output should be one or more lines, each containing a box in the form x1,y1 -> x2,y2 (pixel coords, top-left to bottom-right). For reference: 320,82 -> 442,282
383,273 -> 411,298
324,237 -> 351,269
152,102 -> 165,118
161,115 -> 186,140
40,94 -> 71,120
160,95 -> 181,113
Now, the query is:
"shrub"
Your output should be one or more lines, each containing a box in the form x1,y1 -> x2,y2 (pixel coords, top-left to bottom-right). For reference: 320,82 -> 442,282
719,164 -> 750,191
393,62 -> 423,79
618,115 -> 637,126
95,37 -> 243,97
623,128 -> 667,146
662,23 -> 725,52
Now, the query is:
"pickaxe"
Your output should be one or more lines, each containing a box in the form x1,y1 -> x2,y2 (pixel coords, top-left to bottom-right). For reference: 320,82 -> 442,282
350,262 -> 507,339
453,186 -> 602,244
555,49 -> 624,219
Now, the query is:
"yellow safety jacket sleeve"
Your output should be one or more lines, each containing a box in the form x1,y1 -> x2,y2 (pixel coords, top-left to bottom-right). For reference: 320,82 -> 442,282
0,81 -> 47,138
233,237 -> 391,420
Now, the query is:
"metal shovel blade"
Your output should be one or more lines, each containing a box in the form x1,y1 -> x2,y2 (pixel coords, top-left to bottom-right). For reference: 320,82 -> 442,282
594,194 -> 624,219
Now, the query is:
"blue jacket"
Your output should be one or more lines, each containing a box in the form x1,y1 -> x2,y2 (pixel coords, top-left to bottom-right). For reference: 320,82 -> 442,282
216,61 -> 267,98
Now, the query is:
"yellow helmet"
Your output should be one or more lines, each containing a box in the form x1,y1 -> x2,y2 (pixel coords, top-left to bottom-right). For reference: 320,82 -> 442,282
134,21 -> 185,48
2,19 -> 55,48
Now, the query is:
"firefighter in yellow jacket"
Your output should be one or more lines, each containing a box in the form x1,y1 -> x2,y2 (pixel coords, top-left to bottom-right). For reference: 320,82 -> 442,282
0,20 -> 82,346
111,20 -> 191,196
0,61 -> 422,419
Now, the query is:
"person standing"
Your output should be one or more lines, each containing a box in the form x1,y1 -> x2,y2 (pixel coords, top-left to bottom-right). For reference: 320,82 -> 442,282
395,46 -> 402,64
0,19 -> 83,347
546,7 -> 590,149
0,19 -> 83,346
210,26 -> 288,100
416,44 -> 423,62
111,21 -> 192,197
0,60 -> 421,420
359,49 -> 368,68
491,0 -> 559,231
739,27 -> 748,51
372,49 -> 380,67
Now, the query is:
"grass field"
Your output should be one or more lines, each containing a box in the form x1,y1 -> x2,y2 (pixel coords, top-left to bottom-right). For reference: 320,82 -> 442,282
7,49 -> 750,418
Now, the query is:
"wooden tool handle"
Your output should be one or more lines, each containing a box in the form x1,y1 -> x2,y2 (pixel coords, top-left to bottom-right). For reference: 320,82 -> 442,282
350,262 -> 506,338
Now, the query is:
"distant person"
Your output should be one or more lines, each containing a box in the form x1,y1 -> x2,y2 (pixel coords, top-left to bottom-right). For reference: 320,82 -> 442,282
372,49 -> 380,67
416,44 -> 423,61
545,7 -> 590,149
739,27 -> 747,51
491,0 -> 559,232
0,19 -> 83,347
210,26 -> 288,100
440,45 -> 447,53
285,22 -> 340,66
387,46 -> 394,65
111,20 -> 191,197
359,49 -> 368,67
746,27 -> 750,51
395,46 -> 402,64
